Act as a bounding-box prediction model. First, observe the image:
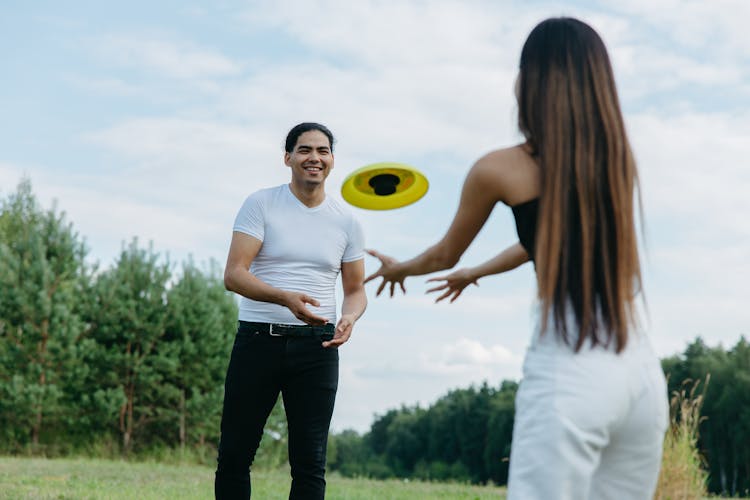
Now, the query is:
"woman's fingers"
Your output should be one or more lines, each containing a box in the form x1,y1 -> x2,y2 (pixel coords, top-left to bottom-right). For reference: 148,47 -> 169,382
376,278 -> 387,297
364,249 -> 406,298
426,281 -> 449,293
435,289 -> 452,303
364,271 -> 380,284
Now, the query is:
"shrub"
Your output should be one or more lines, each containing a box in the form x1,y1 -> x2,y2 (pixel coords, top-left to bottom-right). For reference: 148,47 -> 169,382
655,376 -> 709,500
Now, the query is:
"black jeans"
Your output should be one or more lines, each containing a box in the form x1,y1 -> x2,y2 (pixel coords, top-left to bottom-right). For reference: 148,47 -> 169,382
215,323 -> 339,499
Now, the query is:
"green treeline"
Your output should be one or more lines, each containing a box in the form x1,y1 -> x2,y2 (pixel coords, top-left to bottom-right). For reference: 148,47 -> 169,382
1,180 -> 748,496
328,381 -> 517,485
329,337 -> 750,495
328,339 -> 750,496
662,338 -> 750,495
0,179 -> 237,456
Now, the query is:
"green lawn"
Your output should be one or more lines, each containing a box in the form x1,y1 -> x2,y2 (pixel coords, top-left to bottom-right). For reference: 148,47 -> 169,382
0,457 -> 506,499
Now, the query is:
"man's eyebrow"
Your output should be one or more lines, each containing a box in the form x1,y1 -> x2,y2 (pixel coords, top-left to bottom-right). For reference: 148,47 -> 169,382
297,144 -> 331,151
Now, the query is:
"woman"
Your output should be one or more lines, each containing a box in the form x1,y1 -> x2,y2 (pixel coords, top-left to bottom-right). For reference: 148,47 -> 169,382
365,17 -> 668,499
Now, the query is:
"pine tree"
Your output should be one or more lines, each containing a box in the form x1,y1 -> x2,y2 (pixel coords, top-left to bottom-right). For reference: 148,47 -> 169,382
162,259 -> 236,450
0,179 -> 90,450
86,239 -> 172,453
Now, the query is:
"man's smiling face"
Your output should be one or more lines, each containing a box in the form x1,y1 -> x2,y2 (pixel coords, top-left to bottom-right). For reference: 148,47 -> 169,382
285,130 -> 334,187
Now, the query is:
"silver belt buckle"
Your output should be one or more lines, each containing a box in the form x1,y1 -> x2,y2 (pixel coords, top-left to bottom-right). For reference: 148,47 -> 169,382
268,324 -> 283,336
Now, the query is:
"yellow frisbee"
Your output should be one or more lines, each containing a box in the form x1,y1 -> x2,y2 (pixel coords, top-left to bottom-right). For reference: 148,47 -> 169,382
341,162 -> 429,210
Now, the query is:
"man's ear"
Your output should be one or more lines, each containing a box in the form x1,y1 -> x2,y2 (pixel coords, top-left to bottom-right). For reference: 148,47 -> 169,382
283,152 -> 291,167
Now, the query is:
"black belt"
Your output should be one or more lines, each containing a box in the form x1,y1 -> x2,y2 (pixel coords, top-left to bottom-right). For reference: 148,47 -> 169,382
238,321 -> 335,339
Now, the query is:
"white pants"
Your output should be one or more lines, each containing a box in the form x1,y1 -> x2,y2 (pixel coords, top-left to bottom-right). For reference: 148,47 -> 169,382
507,328 -> 669,500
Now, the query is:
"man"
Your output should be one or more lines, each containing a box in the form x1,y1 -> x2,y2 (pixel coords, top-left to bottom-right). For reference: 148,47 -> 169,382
215,123 -> 367,499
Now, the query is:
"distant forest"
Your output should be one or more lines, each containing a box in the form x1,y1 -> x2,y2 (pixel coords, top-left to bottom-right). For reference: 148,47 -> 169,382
1,180 -> 748,496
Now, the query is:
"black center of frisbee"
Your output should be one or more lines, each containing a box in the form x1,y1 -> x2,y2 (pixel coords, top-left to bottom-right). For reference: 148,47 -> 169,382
369,173 -> 400,196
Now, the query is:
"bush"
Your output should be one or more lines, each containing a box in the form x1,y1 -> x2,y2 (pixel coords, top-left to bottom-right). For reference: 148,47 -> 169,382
655,376 -> 709,500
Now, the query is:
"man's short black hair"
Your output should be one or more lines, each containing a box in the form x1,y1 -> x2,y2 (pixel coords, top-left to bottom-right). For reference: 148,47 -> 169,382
285,123 -> 335,153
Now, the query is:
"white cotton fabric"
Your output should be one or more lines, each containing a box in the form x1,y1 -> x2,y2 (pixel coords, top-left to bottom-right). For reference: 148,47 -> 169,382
232,184 -> 364,325
508,306 -> 669,500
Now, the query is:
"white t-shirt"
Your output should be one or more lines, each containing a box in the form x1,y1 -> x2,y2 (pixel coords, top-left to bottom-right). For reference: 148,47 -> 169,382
232,183 -> 365,325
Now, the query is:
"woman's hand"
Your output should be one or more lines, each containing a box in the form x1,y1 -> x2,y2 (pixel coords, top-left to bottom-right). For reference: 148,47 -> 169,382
425,268 -> 478,303
363,249 -> 408,297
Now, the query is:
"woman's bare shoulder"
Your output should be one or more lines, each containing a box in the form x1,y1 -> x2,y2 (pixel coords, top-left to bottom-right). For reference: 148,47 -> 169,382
470,144 -> 540,205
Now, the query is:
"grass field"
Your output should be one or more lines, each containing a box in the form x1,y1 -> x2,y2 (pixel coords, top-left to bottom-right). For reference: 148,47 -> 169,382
0,457 -> 506,499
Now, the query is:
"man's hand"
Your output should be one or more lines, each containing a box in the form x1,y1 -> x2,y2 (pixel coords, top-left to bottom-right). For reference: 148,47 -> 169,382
283,291 -> 328,325
323,313 -> 356,348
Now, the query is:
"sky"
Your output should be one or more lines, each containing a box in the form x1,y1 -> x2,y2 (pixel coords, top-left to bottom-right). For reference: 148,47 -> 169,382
1,0 -> 749,433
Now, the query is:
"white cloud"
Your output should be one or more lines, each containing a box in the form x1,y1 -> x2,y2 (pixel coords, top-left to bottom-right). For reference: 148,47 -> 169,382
0,161 -> 231,268
63,75 -> 148,97
438,337 -> 517,366
631,110 -> 750,240
242,0 -> 529,66
601,0 -> 750,58
84,117 -> 267,162
81,117 -> 290,201
333,323 -> 526,431
213,62 -> 520,162
615,46 -> 744,100
91,34 -> 242,79
647,291 -> 748,359
349,338 -> 522,379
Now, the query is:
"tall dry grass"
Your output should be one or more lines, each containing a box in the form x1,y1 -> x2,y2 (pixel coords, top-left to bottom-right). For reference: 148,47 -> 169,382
655,376 -> 710,500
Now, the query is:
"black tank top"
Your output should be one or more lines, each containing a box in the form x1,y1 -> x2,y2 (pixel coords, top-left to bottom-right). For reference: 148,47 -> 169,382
512,198 -> 539,261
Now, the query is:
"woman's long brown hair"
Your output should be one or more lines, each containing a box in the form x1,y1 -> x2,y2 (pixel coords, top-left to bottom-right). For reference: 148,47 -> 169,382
517,17 -> 643,352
